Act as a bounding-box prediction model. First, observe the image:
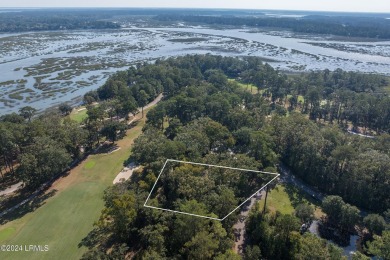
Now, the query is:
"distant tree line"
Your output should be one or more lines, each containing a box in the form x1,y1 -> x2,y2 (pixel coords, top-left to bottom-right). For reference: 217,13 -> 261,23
155,14 -> 390,39
0,10 -> 120,32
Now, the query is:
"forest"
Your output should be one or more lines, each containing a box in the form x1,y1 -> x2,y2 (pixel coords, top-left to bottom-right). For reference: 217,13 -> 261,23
0,8 -> 256,33
0,55 -> 389,259
155,14 -> 390,39
0,9 -> 120,32
3,8 -> 390,39
53,55 -> 388,259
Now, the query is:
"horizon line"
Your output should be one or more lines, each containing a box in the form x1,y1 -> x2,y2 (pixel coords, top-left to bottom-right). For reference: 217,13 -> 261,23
0,7 -> 389,14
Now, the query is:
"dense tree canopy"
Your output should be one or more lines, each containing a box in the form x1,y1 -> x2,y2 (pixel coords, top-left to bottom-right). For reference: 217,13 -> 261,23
2,54 -> 388,259
77,55 -> 390,259
156,14 -> 390,39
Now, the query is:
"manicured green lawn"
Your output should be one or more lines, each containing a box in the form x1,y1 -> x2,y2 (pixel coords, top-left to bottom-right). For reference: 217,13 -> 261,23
286,94 -> 305,104
69,108 -> 87,123
259,184 -> 295,215
0,227 -> 16,242
258,184 -> 324,218
228,78 -> 258,94
0,182 -> 105,260
0,110 -> 148,260
84,160 -> 96,169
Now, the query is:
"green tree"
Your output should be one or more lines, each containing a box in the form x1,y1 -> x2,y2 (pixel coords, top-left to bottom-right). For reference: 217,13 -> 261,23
121,99 -> 138,119
295,233 -> 345,260
249,131 -> 277,167
100,121 -> 127,144
17,137 -> 71,187
164,118 -> 182,139
139,90 -> 150,118
295,203 -> 315,223
58,103 -> 73,116
140,224 -> 168,255
244,245 -> 262,260
62,118 -> 88,159
384,209 -> 390,223
275,214 -> 301,241
164,164 -> 214,203
215,250 -> 241,260
322,195 -> 345,224
204,120 -> 235,153
367,230 -> 390,260
86,105 -> 105,122
83,90 -> 99,105
132,129 -> 185,164
363,214 -> 387,236
233,127 -> 252,153
183,231 -> 219,259
206,186 -> 238,218
85,119 -> 102,147
322,195 -> 360,232
171,200 -> 212,248
0,127 -> 17,175
19,106 -> 37,122
340,203 -> 360,232
147,105 -> 166,130
348,150 -> 390,212
1,113 -> 25,124
174,120 -> 211,159
205,69 -> 228,89
168,199 -> 232,257
110,192 -> 137,240
142,249 -> 167,260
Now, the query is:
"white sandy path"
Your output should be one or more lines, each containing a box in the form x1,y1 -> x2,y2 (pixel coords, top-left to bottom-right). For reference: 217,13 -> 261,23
113,162 -> 140,184
0,181 -> 23,197
113,93 -> 164,184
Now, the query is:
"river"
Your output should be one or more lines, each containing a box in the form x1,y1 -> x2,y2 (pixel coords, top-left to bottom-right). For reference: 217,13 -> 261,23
1,26 -> 390,115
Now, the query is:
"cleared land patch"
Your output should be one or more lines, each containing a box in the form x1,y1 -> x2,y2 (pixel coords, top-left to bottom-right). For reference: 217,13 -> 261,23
258,184 -> 324,218
69,108 -> 88,123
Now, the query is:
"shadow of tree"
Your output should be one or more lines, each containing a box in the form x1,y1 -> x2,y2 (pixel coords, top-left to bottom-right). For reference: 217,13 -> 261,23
78,226 -> 116,251
0,189 -> 57,225
0,173 -> 19,191
93,142 -> 120,155
318,220 -> 351,247
127,119 -> 140,129
123,157 -> 133,168
78,227 -> 103,249
284,184 -> 319,208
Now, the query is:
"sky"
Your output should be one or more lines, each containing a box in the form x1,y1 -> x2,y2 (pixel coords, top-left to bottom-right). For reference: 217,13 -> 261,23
0,0 -> 390,13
